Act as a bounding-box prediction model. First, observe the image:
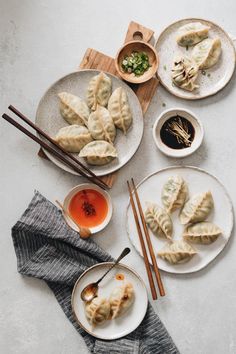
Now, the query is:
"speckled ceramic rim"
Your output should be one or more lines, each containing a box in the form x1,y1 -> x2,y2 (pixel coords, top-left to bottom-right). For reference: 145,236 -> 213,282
36,69 -> 144,177
126,165 -> 234,274
152,108 -> 204,158
71,262 -> 148,340
63,183 -> 112,234
155,18 -> 236,100
115,40 -> 159,84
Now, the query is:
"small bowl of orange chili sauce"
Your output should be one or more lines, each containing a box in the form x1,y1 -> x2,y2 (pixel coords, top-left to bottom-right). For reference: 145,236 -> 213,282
63,183 -> 112,234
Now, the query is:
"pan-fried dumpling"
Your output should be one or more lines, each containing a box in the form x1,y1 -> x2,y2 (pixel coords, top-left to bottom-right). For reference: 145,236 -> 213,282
54,125 -> 92,153
110,283 -> 134,319
79,140 -> 117,165
87,72 -> 112,111
158,240 -> 197,264
108,87 -> 133,134
162,175 -> 188,213
179,191 -> 214,225
88,105 -> 116,143
58,92 -> 89,126
145,203 -> 173,240
192,38 -> 221,69
176,22 -> 210,47
183,221 -> 222,244
85,297 -> 110,327
171,56 -> 199,91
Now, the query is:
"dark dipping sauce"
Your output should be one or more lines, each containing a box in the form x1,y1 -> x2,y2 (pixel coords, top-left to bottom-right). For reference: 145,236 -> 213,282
160,115 -> 195,150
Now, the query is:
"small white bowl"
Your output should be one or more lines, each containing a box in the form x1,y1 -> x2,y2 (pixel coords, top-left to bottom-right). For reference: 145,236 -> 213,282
63,183 -> 112,234
152,108 -> 204,158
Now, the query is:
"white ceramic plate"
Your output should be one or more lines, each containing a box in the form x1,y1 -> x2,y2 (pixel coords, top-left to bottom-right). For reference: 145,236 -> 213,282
36,69 -> 143,176
63,183 -> 112,234
126,166 -> 234,274
155,18 -> 236,99
72,262 -> 148,340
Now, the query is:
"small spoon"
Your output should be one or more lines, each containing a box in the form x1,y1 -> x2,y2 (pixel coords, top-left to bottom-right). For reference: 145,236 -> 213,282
81,247 -> 131,302
55,200 -> 91,239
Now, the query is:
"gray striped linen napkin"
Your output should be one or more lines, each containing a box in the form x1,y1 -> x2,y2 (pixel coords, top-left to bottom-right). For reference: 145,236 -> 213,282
11,191 -> 179,354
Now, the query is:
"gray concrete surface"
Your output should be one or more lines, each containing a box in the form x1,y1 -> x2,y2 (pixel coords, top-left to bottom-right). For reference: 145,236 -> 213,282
0,1 -> 236,353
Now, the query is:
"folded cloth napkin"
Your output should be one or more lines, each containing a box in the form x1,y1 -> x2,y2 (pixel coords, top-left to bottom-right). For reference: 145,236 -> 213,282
12,191 -> 179,354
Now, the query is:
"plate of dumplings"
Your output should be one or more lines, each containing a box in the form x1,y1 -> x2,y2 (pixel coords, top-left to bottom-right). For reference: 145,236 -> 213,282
36,70 -> 143,176
71,262 -> 148,339
126,166 -> 234,274
155,18 -> 236,99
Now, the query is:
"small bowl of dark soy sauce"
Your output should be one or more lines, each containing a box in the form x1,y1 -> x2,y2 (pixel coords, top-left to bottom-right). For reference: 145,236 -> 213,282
153,108 -> 204,158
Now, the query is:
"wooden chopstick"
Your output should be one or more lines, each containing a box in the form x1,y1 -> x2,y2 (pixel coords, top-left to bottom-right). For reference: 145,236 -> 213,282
127,181 -> 157,300
8,105 -> 109,190
131,178 -> 165,297
2,113 -> 107,190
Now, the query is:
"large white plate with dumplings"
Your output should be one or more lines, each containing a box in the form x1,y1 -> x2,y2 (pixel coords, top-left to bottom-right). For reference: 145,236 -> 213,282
155,18 -> 236,99
36,69 -> 143,176
126,166 -> 234,274
72,262 -> 148,340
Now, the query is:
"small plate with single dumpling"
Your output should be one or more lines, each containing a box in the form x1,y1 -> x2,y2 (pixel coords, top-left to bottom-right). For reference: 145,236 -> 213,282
71,262 -> 148,340
36,69 -> 143,176
126,166 -> 234,274
155,18 -> 236,99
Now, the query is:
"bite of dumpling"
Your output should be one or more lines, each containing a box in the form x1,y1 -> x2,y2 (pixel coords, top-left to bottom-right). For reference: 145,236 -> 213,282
171,56 -> 199,92
183,221 -> 222,244
176,22 -> 210,47
88,105 -> 116,144
108,87 -> 133,134
58,92 -> 90,126
192,38 -> 222,69
109,282 -> 134,319
158,240 -> 197,265
87,72 -> 112,111
145,202 -> 173,240
162,175 -> 188,213
85,297 -> 110,327
54,125 -> 92,153
179,191 -> 214,225
79,140 -> 118,166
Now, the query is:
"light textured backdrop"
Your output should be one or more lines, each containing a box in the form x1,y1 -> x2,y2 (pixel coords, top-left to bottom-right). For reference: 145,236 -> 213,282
0,1 -> 235,353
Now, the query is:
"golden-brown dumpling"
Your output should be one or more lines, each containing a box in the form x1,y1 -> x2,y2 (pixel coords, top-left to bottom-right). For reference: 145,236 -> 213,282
176,22 -> 210,47
192,38 -> 221,69
88,105 -> 116,143
87,72 -> 112,111
58,92 -> 89,126
85,297 -> 110,327
183,221 -> 222,244
158,240 -> 197,264
54,125 -> 92,153
162,175 -> 188,213
108,87 -> 133,134
172,56 -> 199,92
145,203 -> 173,240
79,140 -> 117,166
109,283 -> 134,319
179,191 -> 214,225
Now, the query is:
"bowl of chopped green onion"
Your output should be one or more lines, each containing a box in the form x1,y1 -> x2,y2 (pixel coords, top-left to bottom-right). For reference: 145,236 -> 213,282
115,40 -> 158,84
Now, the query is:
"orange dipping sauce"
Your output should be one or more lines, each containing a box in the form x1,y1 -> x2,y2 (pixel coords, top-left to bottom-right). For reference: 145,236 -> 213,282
68,189 -> 108,228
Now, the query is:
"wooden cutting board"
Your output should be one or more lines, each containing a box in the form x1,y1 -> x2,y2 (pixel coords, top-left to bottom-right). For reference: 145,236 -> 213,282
39,21 -> 159,188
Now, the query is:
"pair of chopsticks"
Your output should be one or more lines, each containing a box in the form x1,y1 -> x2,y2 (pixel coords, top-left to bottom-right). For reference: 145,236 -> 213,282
2,106 -> 109,190
127,178 -> 165,300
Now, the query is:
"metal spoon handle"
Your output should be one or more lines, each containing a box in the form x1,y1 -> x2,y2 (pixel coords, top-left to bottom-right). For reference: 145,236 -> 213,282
96,247 -> 130,285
